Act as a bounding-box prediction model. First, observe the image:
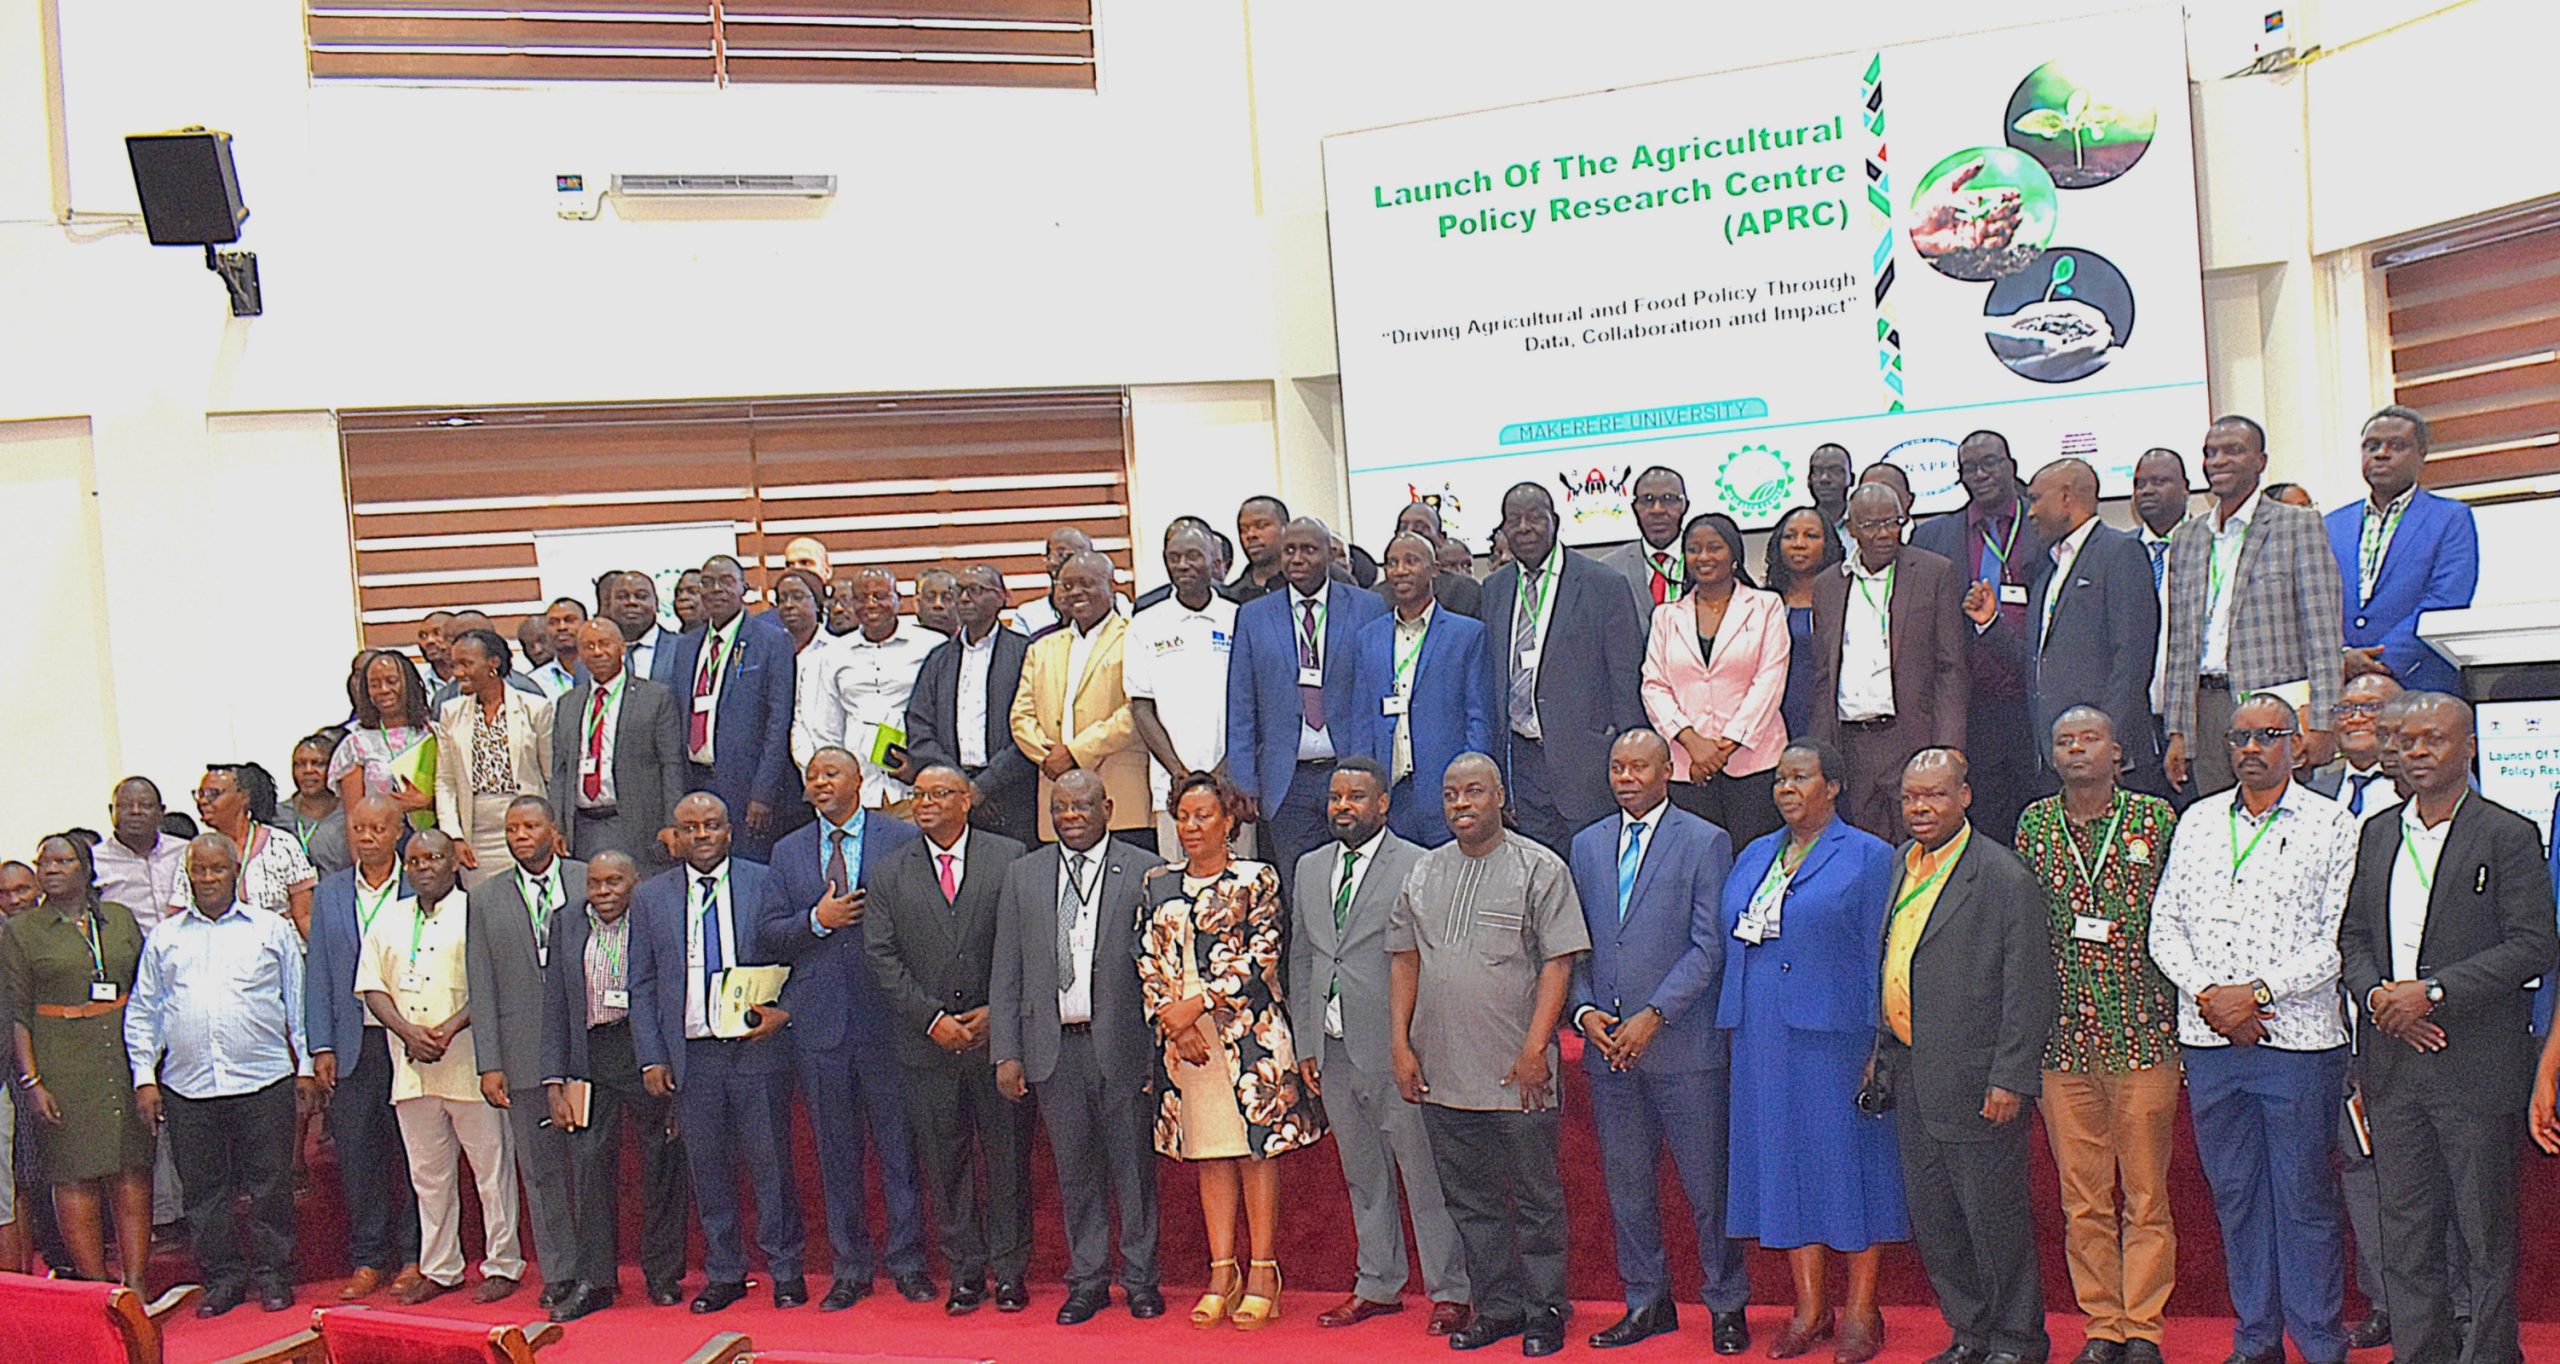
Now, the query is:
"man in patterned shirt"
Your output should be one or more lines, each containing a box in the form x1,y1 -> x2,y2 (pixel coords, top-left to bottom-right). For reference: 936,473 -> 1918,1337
2014,707 -> 2178,1364
2148,693 -> 2357,1364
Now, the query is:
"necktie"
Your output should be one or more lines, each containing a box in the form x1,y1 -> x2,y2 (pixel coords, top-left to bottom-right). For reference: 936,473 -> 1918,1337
1650,552 -> 1672,606
936,852 -> 959,903
528,875 -> 551,938
1333,848 -> 1360,933
1617,820 -> 1646,921
2148,539 -> 2167,591
582,683 -> 609,802
826,830 -> 850,896
1509,567 -> 1544,736
689,631 -> 725,751
1057,852 -> 1086,992
697,875 -> 723,975
1299,599 -> 1326,730
2348,772 -> 2377,817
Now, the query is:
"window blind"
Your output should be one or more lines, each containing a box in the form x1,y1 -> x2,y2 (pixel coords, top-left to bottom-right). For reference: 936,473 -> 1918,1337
2375,201 -> 2560,491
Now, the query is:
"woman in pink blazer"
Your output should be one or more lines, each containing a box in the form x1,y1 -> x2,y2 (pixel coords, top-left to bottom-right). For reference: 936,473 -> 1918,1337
1641,512 -> 1791,848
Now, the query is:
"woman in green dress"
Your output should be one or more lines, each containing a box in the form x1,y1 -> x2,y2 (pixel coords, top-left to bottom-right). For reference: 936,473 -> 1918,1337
1,834 -> 152,1286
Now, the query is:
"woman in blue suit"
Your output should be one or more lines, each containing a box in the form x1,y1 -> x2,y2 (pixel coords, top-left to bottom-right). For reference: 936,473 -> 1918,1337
1720,738 -> 1906,1363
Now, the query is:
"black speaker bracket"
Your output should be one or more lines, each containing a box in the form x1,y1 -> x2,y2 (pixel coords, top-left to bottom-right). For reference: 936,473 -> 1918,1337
203,244 -> 261,317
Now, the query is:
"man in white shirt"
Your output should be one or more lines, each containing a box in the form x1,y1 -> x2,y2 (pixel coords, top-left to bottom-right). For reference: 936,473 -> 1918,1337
2148,695 -> 2357,1364
356,830 -> 525,1306
1127,526 -> 1241,851
525,599 -> 589,699
803,565 -> 937,811
93,778 -> 186,934
1810,485 -> 1971,839
907,564 -> 1037,844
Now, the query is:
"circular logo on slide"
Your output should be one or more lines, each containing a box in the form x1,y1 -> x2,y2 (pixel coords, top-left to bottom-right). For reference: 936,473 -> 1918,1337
1716,445 -> 1794,520
1881,436 -> 1960,506
1907,148 -> 2057,281
2005,61 -> 2157,189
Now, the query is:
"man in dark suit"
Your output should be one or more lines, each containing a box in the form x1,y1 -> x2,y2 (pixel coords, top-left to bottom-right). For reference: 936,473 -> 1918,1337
1567,731 -> 1749,1353
2340,694 -> 2555,1364
1874,749 -> 2056,1364
538,850 -> 688,1320
1394,500 -> 1484,620
663,555 -> 799,858
1485,482 -> 1647,854
991,771 -> 1166,1324
463,797 -> 586,1313
1345,533 -> 1495,847
1227,516 -> 1387,902
905,564 -> 1036,845
865,764 -> 1032,1316
552,619 -> 687,868
1967,459 -> 2161,792
1595,467 -> 1690,620
302,795 -> 421,1301
1911,431 -> 2048,842
1810,485 -> 1970,840
626,792 -> 806,1314
754,747 -> 930,1310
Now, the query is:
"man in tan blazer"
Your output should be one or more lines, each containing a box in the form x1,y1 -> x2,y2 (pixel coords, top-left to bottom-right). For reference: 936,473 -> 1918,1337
1009,551 -> 1153,848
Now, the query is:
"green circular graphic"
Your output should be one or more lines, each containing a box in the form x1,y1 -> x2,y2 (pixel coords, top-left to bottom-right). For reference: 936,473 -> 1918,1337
1716,444 -> 1795,520
2004,61 -> 2157,189
1907,147 -> 2058,281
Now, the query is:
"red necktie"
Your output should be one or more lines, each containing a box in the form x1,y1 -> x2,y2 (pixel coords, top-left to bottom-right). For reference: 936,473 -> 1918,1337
582,682 -> 609,802
1650,553 -> 1672,606
936,852 -> 958,903
688,632 -> 724,752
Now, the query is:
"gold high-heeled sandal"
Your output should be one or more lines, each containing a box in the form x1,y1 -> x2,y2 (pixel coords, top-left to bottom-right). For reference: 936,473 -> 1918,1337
1190,1258 -> 1239,1328
1232,1259 -> 1282,1330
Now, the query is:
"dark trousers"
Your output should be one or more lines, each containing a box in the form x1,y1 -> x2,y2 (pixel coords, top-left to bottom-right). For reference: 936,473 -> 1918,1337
1666,767 -> 1781,851
680,1037 -> 804,1285
1265,760 -> 1335,908
506,1089 -> 577,1289
1386,776 -> 1453,848
568,808 -> 666,870
793,1031 -> 926,1283
1503,736 -> 1575,857
2186,1043 -> 2347,1363
2189,681 -> 2240,798
1033,1027 -> 1159,1294
1889,1052 -> 2048,1361
566,1022 -> 687,1293
2369,1081 -> 2521,1364
2341,1084 -> 2475,1324
328,1029 -> 421,1273
1112,827 -> 1159,855
1422,1104 -> 1568,1323
1962,708 -> 2035,846
1588,1063 -> 1747,1312
904,1045 -> 1032,1286
164,1077 -> 297,1294
1836,719 -> 1924,843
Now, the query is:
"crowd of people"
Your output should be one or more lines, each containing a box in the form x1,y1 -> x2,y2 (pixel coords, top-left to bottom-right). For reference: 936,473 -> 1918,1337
4,404 -> 2557,1364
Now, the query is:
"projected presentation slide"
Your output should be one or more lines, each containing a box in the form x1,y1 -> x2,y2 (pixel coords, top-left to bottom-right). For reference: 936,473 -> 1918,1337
1323,5 -> 2207,548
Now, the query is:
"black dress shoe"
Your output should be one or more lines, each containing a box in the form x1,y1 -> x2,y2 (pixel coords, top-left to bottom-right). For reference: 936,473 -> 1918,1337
1057,1288 -> 1110,1325
1126,1287 -> 1166,1319
946,1280 -> 987,1316
647,1281 -> 685,1307
1923,1347 -> 1980,1364
538,1281 -> 577,1310
1522,1308 -> 1567,1358
1978,1354 -> 2027,1364
196,1284 -> 246,1319
691,1280 -> 749,1314
550,1284 -> 615,1323
2120,1342 -> 2164,1364
259,1283 -> 297,1313
994,1279 -> 1029,1313
772,1276 -> 809,1309
894,1271 -> 937,1303
1448,1314 -> 1526,1350
2069,1343 -> 2126,1364
2347,1312 -> 2391,1351
819,1279 -> 870,1312
1590,1301 -> 1679,1348
2218,1351 -> 2283,1364
1710,1307 -> 1750,1355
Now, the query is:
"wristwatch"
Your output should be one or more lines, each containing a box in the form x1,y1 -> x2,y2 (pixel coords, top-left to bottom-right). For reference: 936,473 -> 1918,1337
2422,978 -> 2445,1005
2249,980 -> 2274,1009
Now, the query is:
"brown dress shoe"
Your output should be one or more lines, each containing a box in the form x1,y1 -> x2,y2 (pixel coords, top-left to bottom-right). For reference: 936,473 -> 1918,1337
1831,1312 -> 1885,1364
389,1265 -> 426,1293
338,1268 -> 385,1301
473,1276 -> 521,1304
1318,1294 -> 1403,1328
392,1277 -> 455,1307
1428,1301 -> 1474,1337
1768,1307 -> 1837,1359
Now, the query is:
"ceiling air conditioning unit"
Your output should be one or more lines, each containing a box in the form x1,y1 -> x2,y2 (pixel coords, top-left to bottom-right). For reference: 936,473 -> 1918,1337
610,173 -> 838,199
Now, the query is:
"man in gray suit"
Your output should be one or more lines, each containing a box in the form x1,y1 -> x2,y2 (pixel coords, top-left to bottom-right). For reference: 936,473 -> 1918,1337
1486,482 -> 1648,854
1596,466 -> 1690,621
550,619 -> 687,867
1291,757 -> 1471,1337
2163,415 -> 2345,795
990,772 -> 1165,1325
463,796 -> 587,1311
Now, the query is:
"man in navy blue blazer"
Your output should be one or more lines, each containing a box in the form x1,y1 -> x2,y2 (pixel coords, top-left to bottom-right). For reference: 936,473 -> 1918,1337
662,556 -> 800,859
1566,731 -> 1750,1352
1227,516 -> 1386,902
754,748 -> 929,1311
2325,406 -> 2477,697
303,795 -> 420,1299
1346,533 -> 1495,847
627,792 -> 806,1314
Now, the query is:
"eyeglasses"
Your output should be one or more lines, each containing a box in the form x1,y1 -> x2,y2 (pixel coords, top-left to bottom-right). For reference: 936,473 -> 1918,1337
1848,517 -> 1906,533
1631,493 -> 1687,509
2224,727 -> 2296,749
2334,700 -> 2384,718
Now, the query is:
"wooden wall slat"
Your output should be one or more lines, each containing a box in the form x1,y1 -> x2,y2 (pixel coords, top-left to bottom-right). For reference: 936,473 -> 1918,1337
722,57 -> 1094,88
2384,224 -> 2560,295
2391,314 -> 2560,377
306,17 -> 711,49
718,23 -> 1091,57
723,0 -> 1090,21
2423,397 -> 2560,452
310,52 -> 716,82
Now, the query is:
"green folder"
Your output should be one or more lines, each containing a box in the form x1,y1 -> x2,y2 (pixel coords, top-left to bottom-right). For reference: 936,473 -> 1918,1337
388,735 -> 440,832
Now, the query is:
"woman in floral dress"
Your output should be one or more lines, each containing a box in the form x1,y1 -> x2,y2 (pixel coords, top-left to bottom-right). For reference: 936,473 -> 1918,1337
1138,770 -> 1323,1331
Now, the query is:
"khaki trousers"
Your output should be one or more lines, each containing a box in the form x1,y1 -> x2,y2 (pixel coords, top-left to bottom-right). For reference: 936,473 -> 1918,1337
2039,1065 -> 2181,1344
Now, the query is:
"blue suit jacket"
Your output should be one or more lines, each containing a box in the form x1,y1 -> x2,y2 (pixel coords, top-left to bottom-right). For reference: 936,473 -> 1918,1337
1226,582 -> 1387,815
662,613 -> 800,823
626,857 -> 783,1085
1343,608 -> 1496,823
1567,805 -> 1732,1074
304,867 -> 407,1078
2539,791 -> 2560,1035
753,811 -> 920,1054
2325,488 -> 2476,696
1713,817 -> 1896,1036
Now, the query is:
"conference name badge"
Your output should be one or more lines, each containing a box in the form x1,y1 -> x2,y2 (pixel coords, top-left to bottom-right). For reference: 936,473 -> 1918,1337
1381,694 -> 1408,717
90,981 -> 119,1002
2000,584 -> 2029,606
1297,666 -> 1324,688
2071,914 -> 2113,944
602,988 -> 630,1010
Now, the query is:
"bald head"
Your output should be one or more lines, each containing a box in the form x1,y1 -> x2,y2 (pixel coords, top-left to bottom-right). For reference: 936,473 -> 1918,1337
1058,551 -> 1116,630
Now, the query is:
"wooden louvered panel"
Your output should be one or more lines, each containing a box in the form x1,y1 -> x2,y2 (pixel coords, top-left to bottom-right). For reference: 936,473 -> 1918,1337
723,57 -> 1094,88
723,0 -> 1089,21
717,23 -> 1092,57
2378,211 -> 2560,490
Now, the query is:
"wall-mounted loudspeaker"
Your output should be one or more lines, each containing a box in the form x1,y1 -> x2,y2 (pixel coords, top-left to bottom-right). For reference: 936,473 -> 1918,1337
125,128 -> 249,247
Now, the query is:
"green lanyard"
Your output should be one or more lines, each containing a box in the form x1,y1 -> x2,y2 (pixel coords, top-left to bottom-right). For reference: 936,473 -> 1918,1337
2226,801 -> 2280,880
408,900 -> 441,963
590,912 -> 626,982
2205,520 -> 2243,625
1392,614 -> 1430,688
74,910 -> 106,981
1856,563 -> 1896,642
1981,515 -> 2021,578
2360,497 -> 2406,603
1893,840 -> 1958,916
587,675 -> 617,748
1516,557 -> 1556,639
355,873 -> 398,935
2398,794 -> 2462,890
521,868 -> 555,936
2061,792 -> 2128,893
